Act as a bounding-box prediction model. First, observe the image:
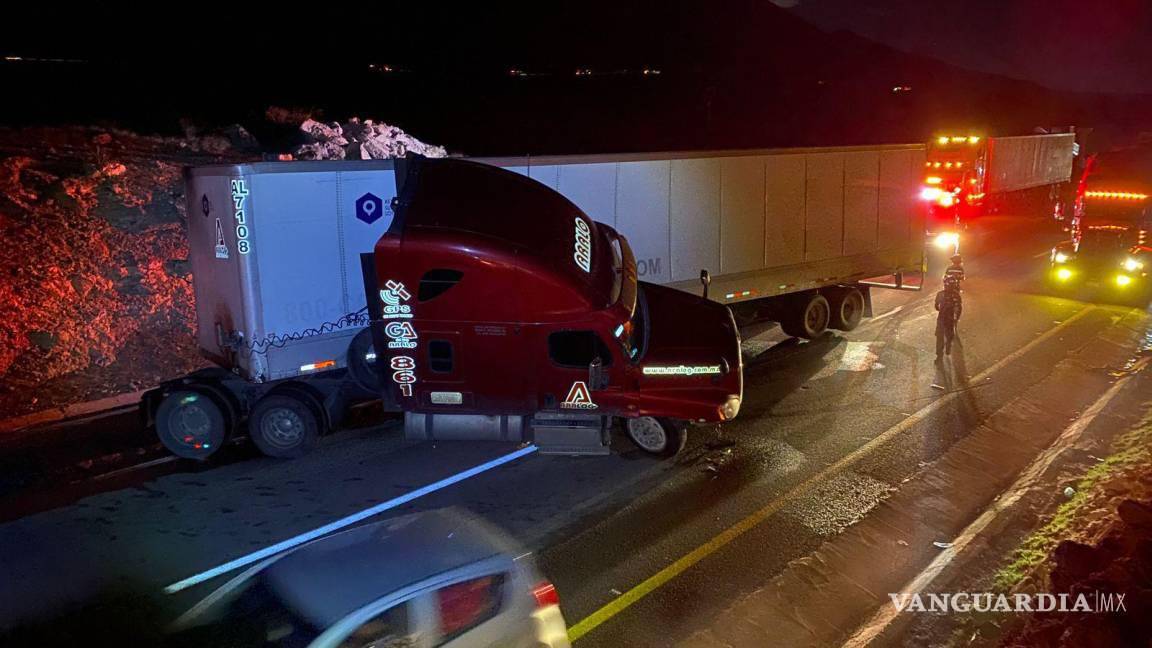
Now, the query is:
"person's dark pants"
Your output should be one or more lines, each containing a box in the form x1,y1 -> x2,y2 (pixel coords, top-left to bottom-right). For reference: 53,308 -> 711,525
936,315 -> 956,357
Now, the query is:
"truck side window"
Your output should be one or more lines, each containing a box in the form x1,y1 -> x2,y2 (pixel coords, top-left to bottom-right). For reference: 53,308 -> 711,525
548,331 -> 612,368
429,340 -> 454,373
419,269 -> 463,301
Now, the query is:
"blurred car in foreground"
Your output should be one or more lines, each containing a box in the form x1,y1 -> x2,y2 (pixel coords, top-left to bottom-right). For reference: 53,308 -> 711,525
170,508 -> 570,648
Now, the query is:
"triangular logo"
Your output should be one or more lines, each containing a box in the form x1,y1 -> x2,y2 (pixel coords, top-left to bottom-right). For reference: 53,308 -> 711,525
561,381 -> 597,409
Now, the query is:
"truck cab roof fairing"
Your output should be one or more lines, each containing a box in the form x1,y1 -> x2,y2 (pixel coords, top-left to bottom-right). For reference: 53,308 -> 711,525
387,155 -> 619,310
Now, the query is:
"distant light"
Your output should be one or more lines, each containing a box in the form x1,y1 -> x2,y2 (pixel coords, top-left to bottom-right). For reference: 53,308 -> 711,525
945,162 -> 954,169
920,187 -> 943,201
937,137 -> 949,145
1056,267 -> 1073,281
926,176 -> 942,185
1053,252 -> 1070,264
968,136 -> 981,144
1122,257 -> 1143,272
937,193 -> 956,207
1115,274 -> 1133,287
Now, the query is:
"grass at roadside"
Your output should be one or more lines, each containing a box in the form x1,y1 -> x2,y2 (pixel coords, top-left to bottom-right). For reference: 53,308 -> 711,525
993,406 -> 1152,591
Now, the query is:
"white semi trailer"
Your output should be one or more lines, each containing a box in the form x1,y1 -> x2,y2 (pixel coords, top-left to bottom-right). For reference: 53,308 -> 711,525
144,144 -> 926,460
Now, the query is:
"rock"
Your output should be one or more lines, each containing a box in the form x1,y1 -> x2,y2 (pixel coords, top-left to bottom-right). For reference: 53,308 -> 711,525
1118,498 -> 1152,533
197,135 -> 232,155
223,124 -> 260,152
27,330 -> 58,351
1050,540 -> 1104,592
265,105 -> 313,125
164,259 -> 191,278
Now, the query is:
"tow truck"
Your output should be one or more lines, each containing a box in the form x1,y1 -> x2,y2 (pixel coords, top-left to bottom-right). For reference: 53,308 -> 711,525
1050,149 -> 1151,299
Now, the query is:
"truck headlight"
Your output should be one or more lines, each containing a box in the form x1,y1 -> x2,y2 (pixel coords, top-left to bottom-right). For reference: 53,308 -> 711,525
933,232 -> 959,250
1053,252 -> 1069,264
719,395 -> 741,421
1122,257 -> 1143,273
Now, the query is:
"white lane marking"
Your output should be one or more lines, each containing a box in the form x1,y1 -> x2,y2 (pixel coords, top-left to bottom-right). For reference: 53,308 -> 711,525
866,305 -> 904,324
163,444 -> 539,594
92,456 -> 178,481
841,354 -> 1148,648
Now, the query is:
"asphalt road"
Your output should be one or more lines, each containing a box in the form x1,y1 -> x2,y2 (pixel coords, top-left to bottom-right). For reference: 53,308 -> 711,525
1,216 -> 1149,646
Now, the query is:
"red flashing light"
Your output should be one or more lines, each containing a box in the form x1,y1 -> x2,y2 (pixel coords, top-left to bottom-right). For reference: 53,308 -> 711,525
532,581 -> 560,608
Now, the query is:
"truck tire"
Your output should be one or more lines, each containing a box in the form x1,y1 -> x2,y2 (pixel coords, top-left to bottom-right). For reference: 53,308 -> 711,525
156,389 -> 228,460
780,293 -> 830,339
249,393 -> 321,458
346,328 -> 381,397
828,287 -> 865,331
625,416 -> 687,457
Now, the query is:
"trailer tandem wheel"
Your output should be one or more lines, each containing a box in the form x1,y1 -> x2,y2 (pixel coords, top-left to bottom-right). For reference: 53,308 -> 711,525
780,292 -> 830,339
249,393 -> 322,458
156,388 -> 229,460
828,287 -> 865,331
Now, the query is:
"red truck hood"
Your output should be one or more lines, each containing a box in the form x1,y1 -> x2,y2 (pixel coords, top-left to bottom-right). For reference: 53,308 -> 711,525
632,282 -> 743,422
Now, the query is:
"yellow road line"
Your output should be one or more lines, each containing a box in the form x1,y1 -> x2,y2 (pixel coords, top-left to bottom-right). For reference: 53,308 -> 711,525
567,305 -> 1096,642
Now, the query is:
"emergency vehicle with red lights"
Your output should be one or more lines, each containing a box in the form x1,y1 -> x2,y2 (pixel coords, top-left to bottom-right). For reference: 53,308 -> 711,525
921,132 -> 1077,251
1050,149 -> 1151,296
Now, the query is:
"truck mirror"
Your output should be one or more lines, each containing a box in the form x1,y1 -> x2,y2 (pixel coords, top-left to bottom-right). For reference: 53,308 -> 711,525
589,357 -> 603,389
700,269 -> 711,299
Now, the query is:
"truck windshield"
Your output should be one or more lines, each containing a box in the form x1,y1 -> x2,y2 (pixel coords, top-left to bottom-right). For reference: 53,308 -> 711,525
609,236 -> 624,305
625,286 -> 649,361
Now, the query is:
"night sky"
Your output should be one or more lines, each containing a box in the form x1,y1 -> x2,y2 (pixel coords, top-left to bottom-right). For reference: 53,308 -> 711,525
784,0 -> 1152,94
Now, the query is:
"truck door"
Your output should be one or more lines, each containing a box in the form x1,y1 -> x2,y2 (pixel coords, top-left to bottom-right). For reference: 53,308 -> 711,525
540,328 -> 618,413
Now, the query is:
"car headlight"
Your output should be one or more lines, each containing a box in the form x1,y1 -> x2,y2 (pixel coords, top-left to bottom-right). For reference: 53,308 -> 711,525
1053,252 -> 1069,263
719,395 -> 741,421
1116,274 -> 1133,287
1122,257 -> 1144,273
1056,267 -> 1073,281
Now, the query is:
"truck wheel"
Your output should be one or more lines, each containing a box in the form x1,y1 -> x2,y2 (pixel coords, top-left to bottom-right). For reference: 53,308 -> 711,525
828,287 -> 865,331
249,394 -> 320,458
156,389 -> 227,460
346,328 -> 381,397
780,293 -> 830,339
625,417 -> 687,457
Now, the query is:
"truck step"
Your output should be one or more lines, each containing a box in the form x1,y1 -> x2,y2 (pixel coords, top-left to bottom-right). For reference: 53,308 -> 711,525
530,413 -> 610,456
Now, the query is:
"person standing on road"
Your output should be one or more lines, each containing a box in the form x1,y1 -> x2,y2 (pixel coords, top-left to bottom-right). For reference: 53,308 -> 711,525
944,254 -> 965,289
935,283 -> 962,358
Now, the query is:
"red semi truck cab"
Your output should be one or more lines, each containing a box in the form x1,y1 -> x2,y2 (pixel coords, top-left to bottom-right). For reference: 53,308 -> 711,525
921,135 -> 985,248
369,157 -> 743,456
